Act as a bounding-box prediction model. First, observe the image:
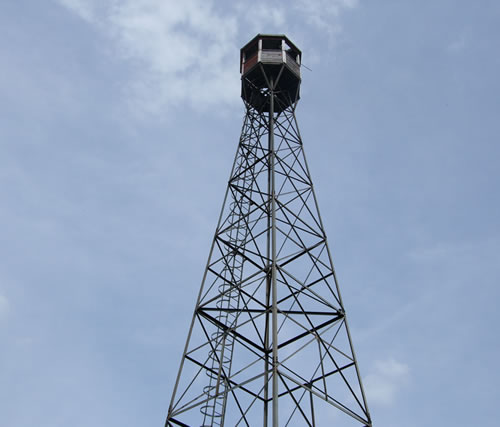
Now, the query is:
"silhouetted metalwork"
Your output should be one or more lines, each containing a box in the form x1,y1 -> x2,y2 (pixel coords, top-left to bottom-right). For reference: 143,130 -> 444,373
166,34 -> 372,427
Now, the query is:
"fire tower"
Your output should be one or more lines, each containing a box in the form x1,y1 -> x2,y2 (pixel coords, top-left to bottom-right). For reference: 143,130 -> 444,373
166,34 -> 372,426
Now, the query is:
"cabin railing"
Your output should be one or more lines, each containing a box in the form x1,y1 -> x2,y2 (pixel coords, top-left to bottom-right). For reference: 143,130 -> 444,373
285,52 -> 300,76
242,49 -> 300,77
260,49 -> 283,63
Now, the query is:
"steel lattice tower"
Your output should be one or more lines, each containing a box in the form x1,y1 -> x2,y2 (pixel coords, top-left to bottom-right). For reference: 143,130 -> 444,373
166,34 -> 372,427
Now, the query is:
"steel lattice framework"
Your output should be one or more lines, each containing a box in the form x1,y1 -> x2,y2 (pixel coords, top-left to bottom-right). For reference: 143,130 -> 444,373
166,34 -> 372,427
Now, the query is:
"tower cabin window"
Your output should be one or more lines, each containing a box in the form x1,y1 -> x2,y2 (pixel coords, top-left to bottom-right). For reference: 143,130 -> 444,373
241,36 -> 301,75
242,42 -> 259,74
286,48 -> 299,62
245,42 -> 258,60
262,38 -> 282,50
284,40 -> 300,64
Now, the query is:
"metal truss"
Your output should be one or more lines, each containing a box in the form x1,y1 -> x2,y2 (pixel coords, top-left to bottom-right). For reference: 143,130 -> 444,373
166,64 -> 372,427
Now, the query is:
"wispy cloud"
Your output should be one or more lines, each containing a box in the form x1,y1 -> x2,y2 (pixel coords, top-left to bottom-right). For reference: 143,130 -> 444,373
54,0 -> 359,115
57,0 -> 95,22
293,0 -> 358,37
364,358 -> 410,406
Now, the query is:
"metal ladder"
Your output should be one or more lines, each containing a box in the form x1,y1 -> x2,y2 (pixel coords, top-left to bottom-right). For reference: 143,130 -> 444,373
200,143 -> 256,426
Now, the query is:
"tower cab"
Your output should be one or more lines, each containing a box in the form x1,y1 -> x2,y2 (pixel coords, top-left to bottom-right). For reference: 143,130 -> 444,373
240,34 -> 302,112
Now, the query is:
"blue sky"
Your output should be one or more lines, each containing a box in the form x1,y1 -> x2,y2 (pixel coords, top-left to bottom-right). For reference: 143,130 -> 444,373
1,1 -> 499,426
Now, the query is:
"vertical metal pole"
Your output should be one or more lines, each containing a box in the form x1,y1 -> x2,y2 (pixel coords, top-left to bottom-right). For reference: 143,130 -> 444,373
263,104 -> 271,426
264,305 -> 269,426
269,80 -> 279,427
264,154 -> 270,427
309,389 -> 316,427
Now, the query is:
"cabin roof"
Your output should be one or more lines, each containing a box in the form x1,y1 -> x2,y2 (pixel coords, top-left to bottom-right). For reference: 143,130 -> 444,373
240,34 -> 302,55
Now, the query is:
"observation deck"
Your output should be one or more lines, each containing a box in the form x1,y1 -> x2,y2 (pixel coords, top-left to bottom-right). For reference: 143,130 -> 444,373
240,34 -> 302,112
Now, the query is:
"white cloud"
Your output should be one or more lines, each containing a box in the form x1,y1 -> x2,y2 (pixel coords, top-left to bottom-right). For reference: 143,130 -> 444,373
54,0 -> 359,115
57,0 -> 95,22
293,0 -> 358,37
364,358 -> 410,406
235,2 -> 287,34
